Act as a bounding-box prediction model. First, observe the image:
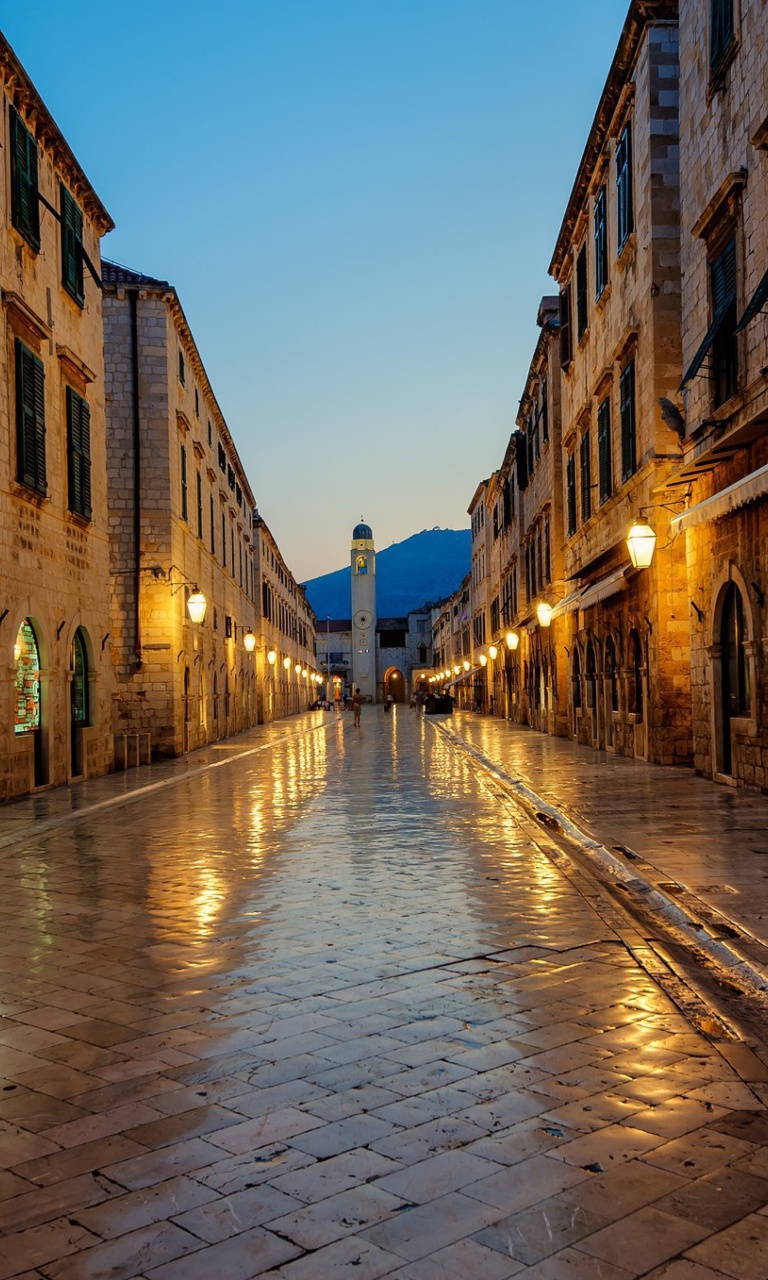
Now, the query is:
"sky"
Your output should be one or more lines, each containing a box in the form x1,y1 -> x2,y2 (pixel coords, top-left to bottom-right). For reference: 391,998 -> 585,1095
3,1 -> 628,581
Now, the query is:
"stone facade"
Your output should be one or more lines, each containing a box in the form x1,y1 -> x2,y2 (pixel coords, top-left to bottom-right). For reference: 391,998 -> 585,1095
103,265 -> 261,758
673,0 -> 768,786
255,513 -> 318,721
0,38 -> 114,800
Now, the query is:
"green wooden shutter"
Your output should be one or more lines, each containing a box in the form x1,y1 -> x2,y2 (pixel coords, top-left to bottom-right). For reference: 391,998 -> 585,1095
16,340 -> 46,493
598,397 -> 612,504
180,444 -> 188,520
576,244 -> 588,339
67,388 -> 92,518
620,362 -> 636,482
10,108 -> 40,251
580,432 -> 592,522
61,186 -> 84,305
594,187 -> 607,298
559,286 -> 572,368
566,454 -> 577,535
616,124 -> 634,249
711,239 -> 736,315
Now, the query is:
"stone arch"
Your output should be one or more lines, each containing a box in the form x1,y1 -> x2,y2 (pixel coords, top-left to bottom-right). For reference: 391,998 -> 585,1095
383,666 -> 405,703
709,562 -> 757,778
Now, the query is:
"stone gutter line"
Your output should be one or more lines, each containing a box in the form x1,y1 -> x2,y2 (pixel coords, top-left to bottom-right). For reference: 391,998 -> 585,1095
432,720 -> 768,1000
0,720 -> 333,854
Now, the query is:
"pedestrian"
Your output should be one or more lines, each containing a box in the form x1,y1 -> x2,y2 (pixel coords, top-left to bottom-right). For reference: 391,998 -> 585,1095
351,686 -> 363,728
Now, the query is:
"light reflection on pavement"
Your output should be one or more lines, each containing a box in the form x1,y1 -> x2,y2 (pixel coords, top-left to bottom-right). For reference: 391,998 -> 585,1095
0,707 -> 766,1278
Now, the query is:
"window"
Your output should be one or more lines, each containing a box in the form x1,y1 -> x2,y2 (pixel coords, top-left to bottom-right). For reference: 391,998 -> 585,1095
66,387 -> 91,519
208,420 -> 213,448
178,350 -> 185,385
218,442 -> 226,472
710,0 -> 734,71
180,444 -> 188,520
576,243 -> 588,340
721,581 -> 750,715
540,379 -> 549,441
597,396 -> 612,504
15,339 -> 46,495
61,187 -> 84,306
711,238 -> 738,407
231,527 -> 235,577
616,123 -> 634,250
580,432 -> 592,523
490,597 -> 500,633
9,107 -> 40,251
559,285 -> 572,368
196,470 -> 203,538
210,493 -> 215,554
606,635 -> 619,711
566,452 -> 577,536
620,361 -> 637,482
594,186 -> 608,298
544,517 -> 551,584
227,464 -> 235,492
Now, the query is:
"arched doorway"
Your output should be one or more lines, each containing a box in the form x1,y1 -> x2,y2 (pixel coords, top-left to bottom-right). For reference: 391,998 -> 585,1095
383,667 -> 405,703
604,633 -> 619,748
70,627 -> 89,777
571,646 -> 582,737
720,581 -> 750,775
14,618 -> 46,786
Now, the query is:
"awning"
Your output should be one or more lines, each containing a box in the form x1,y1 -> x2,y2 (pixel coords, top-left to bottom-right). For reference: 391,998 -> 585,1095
735,265 -> 768,333
671,460 -> 768,532
576,565 -> 629,612
551,589 -> 583,618
446,666 -> 482,687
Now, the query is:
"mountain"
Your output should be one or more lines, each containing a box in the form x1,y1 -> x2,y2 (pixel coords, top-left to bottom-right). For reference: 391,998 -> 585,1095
303,528 -> 471,620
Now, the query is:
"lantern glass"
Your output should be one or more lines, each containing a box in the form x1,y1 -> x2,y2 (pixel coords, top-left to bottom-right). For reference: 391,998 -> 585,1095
186,589 -> 207,624
536,601 -> 553,628
267,649 -> 276,665
488,644 -> 498,660
243,630 -> 256,653
506,631 -> 519,650
627,519 -> 656,569
283,656 -> 291,669
479,654 -> 487,667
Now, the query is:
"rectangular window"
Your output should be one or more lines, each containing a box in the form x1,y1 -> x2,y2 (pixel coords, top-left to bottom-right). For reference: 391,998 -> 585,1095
620,361 -> 637,482
221,513 -> 226,567
559,285 -> 572,368
231,528 -> 235,577
566,452 -> 577,536
227,465 -> 235,492
66,387 -> 91,519
576,243 -> 588,340
208,420 -> 213,447
196,470 -> 203,538
710,0 -> 734,70
527,418 -> 535,478
711,237 -> 738,407
239,541 -> 243,587
540,378 -> 549,441
15,339 -> 46,494
616,123 -> 634,251
180,444 -> 188,520
61,186 -> 84,306
544,517 -> 551,584
9,107 -> 40,251
210,493 -> 215,554
580,432 -> 592,523
194,388 -> 200,417
525,543 -> 532,601
594,186 -> 608,298
178,350 -> 185,385
536,526 -> 543,591
597,396 -> 612,504
218,442 -> 226,472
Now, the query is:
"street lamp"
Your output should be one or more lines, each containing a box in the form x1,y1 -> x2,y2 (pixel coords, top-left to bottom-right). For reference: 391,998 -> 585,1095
283,656 -> 291,670
506,631 -> 519,650
488,644 -> 498,660
186,588 -> 207,624
267,649 -> 276,665
536,601 -> 553,628
479,654 -> 487,667
243,629 -> 256,653
627,519 -> 657,569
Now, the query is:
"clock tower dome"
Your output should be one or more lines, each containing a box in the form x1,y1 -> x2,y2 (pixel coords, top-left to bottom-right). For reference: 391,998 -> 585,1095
350,520 -> 377,702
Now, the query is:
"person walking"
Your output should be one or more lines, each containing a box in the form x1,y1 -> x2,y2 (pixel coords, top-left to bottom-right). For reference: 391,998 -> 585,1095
351,686 -> 363,728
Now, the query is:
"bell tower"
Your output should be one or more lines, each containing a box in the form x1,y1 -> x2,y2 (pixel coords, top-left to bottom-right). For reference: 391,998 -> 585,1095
350,520 -> 377,702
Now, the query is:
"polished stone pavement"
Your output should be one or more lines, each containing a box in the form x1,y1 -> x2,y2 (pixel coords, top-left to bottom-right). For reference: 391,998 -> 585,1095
0,708 -> 767,1278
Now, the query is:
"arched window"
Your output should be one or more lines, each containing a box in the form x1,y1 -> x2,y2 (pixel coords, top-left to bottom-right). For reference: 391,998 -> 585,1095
605,635 -> 619,712
357,556 -> 368,575
572,647 -> 582,710
628,629 -> 643,718
721,581 -> 750,716
585,641 -> 597,709
71,629 -> 89,726
14,619 -> 41,734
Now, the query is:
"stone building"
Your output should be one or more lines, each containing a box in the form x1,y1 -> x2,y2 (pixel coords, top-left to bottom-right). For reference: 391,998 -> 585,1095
102,264 -> 260,758
0,37 -> 114,800
549,0 -> 692,766
511,296 -> 568,737
670,0 -> 768,786
254,512 -> 317,721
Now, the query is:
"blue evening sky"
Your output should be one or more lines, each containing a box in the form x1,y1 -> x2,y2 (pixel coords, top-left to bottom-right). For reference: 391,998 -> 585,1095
4,2 -> 628,581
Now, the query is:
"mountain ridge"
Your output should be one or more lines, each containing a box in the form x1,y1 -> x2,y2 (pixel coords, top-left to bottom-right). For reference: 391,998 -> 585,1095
303,527 -> 471,620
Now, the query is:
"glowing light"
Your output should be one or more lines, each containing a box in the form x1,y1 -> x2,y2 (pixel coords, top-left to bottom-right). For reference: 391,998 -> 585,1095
243,629 -> 256,653
488,645 -> 498,660
283,656 -> 291,670
186,588 -> 207,624
536,601 -> 553,628
267,649 -> 276,665
479,654 -> 487,667
506,631 -> 519,650
463,660 -> 470,670
627,519 -> 657,568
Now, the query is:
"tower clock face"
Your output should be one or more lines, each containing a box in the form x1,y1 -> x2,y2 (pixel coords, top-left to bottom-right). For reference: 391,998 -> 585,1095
354,609 -> 372,629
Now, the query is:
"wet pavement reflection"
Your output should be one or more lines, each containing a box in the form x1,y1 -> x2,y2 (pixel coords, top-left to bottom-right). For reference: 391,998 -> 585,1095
0,707 -> 766,1278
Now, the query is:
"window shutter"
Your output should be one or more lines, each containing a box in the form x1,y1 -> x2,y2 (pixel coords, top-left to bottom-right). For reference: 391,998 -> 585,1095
61,187 -> 84,305
580,432 -> 592,522
67,389 -> 93,519
559,286 -> 572,368
711,239 -> 737,315
16,339 -> 46,493
710,0 -> 734,68
544,518 -> 551,583
594,187 -> 607,298
616,124 -> 634,249
576,244 -> 588,339
620,362 -> 636,482
10,108 -> 40,251
180,444 -> 188,520
598,397 -> 612,504
566,454 -> 577,535
541,379 -> 549,441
